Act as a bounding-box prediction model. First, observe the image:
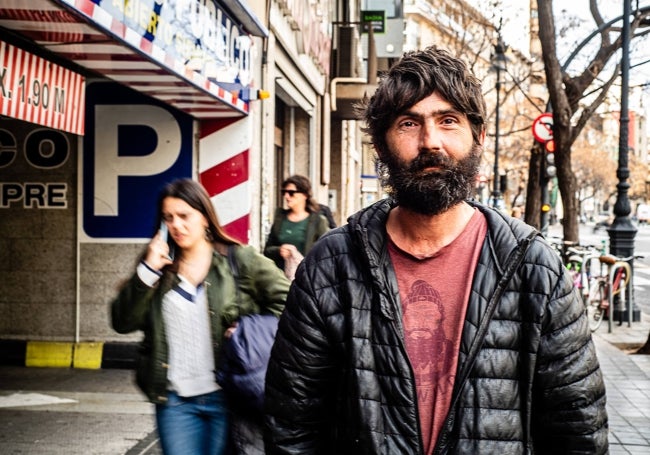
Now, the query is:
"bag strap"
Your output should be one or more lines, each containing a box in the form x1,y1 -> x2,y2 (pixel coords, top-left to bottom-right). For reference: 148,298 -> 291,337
226,244 -> 239,280
226,245 -> 242,311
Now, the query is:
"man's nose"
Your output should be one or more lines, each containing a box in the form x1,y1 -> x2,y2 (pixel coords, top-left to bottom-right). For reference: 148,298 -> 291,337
420,121 -> 443,150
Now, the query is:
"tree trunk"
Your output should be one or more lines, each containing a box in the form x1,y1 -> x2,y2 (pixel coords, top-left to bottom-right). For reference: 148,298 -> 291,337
555,141 -> 579,244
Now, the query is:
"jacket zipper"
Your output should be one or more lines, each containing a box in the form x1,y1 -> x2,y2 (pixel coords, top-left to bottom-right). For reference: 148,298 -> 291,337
378,244 -> 426,455
433,230 -> 537,454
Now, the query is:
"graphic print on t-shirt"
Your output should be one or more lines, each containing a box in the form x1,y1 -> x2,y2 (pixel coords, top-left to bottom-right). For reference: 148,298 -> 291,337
402,280 -> 455,394
388,209 -> 487,454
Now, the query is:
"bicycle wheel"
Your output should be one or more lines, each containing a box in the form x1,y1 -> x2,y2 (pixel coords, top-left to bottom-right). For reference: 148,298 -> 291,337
586,281 -> 607,332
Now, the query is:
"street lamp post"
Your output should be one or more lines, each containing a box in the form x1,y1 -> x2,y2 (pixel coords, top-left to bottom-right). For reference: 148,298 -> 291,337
608,0 -> 639,323
491,38 -> 507,208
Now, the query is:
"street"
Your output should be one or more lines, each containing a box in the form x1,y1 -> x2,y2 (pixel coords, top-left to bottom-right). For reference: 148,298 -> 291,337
0,221 -> 648,454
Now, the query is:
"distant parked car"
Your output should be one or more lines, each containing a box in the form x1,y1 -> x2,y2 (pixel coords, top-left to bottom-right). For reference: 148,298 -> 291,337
636,204 -> 650,225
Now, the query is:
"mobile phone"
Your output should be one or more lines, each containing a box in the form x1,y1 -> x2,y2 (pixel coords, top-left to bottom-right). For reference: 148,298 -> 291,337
159,221 -> 175,260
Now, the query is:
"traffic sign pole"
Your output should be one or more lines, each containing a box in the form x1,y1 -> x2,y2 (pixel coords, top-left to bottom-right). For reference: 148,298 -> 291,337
532,113 -> 554,235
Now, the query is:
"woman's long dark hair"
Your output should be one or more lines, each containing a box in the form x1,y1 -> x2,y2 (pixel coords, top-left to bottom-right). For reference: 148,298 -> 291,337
155,178 -> 241,252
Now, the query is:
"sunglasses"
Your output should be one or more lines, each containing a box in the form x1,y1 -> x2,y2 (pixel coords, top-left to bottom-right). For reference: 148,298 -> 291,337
281,189 -> 303,197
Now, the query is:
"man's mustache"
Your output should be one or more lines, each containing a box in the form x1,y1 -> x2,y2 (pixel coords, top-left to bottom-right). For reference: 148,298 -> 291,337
409,152 -> 453,172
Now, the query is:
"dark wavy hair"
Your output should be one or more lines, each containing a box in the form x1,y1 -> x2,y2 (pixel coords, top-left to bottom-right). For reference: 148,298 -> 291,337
155,178 -> 241,251
282,174 -> 320,213
359,46 -> 486,159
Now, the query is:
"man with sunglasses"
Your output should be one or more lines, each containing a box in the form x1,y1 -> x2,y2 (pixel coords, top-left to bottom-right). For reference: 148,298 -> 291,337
264,47 -> 608,454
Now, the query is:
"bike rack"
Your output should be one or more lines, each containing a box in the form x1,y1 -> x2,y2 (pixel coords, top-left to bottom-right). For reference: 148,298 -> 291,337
607,261 -> 633,333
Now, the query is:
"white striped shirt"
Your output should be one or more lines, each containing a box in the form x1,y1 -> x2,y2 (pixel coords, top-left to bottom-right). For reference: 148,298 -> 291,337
138,263 -> 219,397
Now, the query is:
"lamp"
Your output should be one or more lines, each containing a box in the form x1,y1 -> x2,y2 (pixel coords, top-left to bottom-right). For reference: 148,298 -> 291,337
608,0 -> 639,323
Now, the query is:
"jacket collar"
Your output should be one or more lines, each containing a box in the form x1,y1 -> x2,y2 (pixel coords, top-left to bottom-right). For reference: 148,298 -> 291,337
349,198 -> 538,275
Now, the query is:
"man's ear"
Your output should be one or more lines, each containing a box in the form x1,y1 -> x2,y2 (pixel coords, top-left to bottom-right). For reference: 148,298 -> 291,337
478,129 -> 486,145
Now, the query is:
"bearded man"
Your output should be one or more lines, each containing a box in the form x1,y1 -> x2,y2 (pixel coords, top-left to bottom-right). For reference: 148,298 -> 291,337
264,46 -> 608,455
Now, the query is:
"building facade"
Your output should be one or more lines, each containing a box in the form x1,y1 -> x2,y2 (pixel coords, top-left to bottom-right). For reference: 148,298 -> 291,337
0,0 -> 370,366
1,0 -> 573,366
0,0 -> 275,366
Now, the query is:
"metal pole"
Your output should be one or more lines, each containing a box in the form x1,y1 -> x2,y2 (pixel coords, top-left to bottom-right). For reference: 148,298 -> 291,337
367,24 -> 377,85
492,63 -> 501,208
608,0 -> 639,322
491,39 -> 505,208
540,155 -> 550,235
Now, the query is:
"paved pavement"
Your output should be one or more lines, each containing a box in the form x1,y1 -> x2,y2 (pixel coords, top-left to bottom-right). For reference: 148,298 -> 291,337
592,316 -> 650,454
0,367 -> 161,454
0,269 -> 649,454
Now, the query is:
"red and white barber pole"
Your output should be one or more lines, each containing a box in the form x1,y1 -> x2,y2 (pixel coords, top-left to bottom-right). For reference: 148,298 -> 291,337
199,117 -> 253,243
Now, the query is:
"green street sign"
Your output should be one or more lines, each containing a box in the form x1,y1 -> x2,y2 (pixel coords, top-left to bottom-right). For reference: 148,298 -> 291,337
361,10 -> 385,34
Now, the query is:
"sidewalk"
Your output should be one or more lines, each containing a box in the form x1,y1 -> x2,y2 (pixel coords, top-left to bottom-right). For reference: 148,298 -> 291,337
591,308 -> 650,454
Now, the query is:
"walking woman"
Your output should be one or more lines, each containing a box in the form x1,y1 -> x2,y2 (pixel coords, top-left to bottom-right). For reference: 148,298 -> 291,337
263,175 -> 330,280
111,178 -> 290,455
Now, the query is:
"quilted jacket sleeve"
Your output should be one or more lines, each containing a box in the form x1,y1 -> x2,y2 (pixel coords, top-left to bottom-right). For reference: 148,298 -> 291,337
264,249 -> 338,454
530,244 -> 608,453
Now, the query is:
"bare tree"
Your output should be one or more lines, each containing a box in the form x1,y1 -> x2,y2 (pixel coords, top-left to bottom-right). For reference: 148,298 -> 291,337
573,138 -> 618,217
526,0 -> 650,242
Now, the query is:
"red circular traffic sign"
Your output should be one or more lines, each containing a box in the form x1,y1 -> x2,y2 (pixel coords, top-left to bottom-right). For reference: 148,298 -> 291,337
532,113 -> 554,143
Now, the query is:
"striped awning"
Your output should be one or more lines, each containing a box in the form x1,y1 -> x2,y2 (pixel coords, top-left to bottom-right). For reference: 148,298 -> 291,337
0,0 -> 259,119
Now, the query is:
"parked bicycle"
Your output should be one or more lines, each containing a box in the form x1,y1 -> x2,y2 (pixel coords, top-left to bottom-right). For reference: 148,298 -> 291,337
564,245 -> 602,306
563,244 -> 639,332
584,255 -> 632,332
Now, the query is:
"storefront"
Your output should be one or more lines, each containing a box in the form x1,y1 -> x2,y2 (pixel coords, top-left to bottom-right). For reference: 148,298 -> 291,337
0,0 -> 268,367
258,0 -> 333,231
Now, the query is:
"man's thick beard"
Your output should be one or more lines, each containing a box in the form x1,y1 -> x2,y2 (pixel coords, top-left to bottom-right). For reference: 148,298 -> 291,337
379,145 -> 482,215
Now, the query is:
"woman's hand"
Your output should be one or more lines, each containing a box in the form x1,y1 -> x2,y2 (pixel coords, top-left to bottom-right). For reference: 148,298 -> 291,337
143,230 -> 174,271
279,244 -> 299,259
224,321 -> 239,339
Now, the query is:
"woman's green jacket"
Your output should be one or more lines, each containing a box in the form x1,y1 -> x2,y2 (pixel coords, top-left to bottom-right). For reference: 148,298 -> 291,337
110,244 -> 290,403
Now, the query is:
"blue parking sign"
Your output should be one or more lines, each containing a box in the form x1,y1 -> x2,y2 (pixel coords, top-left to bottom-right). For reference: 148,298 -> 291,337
82,81 -> 193,239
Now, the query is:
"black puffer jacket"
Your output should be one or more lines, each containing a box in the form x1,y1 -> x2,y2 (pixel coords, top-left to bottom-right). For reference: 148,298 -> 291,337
264,199 -> 608,454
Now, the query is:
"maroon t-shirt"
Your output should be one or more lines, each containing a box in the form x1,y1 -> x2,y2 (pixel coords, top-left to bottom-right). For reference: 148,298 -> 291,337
388,210 -> 487,454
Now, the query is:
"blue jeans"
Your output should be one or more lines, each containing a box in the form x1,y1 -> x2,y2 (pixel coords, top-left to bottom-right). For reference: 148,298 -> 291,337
155,390 -> 229,455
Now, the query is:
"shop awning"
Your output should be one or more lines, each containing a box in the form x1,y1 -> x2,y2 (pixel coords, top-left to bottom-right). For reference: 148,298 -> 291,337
0,0 -> 266,119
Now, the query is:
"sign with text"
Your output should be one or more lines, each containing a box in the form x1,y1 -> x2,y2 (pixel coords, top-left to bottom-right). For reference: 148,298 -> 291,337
0,41 -> 85,135
0,122 -> 73,209
82,81 -> 193,240
60,0 -> 252,88
361,10 -> 385,33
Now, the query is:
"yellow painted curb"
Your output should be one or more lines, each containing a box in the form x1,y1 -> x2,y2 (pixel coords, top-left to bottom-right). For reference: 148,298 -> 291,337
25,341 -> 73,367
73,342 -> 104,369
